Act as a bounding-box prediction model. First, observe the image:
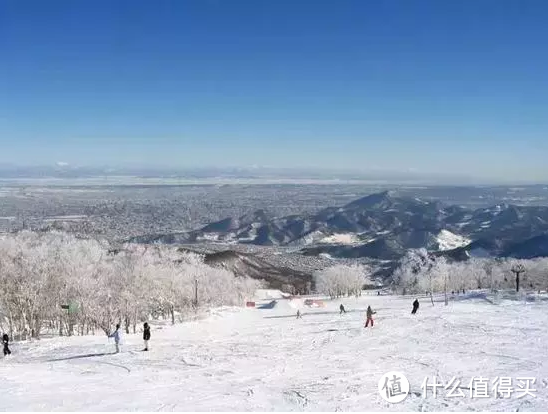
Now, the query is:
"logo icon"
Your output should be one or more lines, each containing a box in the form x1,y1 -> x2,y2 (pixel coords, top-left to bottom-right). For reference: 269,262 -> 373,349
379,371 -> 410,403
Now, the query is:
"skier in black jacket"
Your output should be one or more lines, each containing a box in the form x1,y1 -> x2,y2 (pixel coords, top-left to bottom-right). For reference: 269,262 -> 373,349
3,333 -> 11,356
143,323 -> 151,351
411,299 -> 420,315
339,304 -> 346,314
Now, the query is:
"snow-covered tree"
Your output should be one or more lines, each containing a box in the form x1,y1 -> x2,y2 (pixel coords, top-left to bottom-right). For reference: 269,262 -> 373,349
313,264 -> 371,298
392,253 -> 548,300
0,231 -> 261,339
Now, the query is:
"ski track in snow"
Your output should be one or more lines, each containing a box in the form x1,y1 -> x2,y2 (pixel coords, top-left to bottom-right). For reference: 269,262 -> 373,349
2,294 -> 548,411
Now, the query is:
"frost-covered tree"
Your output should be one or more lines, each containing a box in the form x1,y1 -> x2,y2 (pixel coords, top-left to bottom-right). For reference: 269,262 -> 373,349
392,249 -> 438,304
519,258 -> 548,290
0,231 -> 261,339
392,249 -> 429,290
313,264 -> 371,298
392,253 -> 548,299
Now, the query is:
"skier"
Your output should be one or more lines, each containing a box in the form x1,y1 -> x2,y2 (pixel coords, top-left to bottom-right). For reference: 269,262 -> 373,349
296,310 -> 302,319
143,322 -> 151,351
411,299 -> 419,315
107,324 -> 122,353
339,304 -> 346,314
2,333 -> 11,356
364,305 -> 376,328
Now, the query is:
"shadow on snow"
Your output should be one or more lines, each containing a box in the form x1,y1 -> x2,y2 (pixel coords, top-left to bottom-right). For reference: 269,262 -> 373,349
46,352 -> 114,362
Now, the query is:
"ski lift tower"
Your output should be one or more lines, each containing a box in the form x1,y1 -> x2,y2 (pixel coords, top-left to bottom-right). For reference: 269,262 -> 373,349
511,263 -> 526,293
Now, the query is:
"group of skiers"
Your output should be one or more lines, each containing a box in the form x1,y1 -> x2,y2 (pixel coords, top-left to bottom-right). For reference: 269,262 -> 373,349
296,298 -> 421,328
4,298 -> 422,357
2,322 -> 152,357
364,299 -> 420,327
106,322 -> 151,354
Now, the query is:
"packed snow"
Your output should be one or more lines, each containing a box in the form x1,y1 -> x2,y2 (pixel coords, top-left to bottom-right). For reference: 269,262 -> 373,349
3,293 -> 548,411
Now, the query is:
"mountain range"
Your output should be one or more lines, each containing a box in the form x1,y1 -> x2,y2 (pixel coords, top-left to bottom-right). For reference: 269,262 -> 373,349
130,191 -> 548,260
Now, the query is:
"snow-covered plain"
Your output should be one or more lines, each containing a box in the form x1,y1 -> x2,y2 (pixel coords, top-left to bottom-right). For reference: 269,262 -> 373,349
3,294 -> 548,411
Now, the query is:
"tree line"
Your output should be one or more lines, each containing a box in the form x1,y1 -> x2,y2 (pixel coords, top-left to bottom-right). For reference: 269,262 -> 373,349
313,264 -> 371,298
392,248 -> 548,301
0,231 -> 261,340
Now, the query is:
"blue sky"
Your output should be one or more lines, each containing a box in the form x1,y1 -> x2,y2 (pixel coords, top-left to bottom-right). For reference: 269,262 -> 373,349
1,0 -> 547,182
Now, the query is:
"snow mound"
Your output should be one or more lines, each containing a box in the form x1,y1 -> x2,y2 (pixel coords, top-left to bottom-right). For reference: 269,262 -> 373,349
436,229 -> 471,251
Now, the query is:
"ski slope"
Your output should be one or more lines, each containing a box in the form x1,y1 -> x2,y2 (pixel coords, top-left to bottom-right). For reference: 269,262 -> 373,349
3,293 -> 548,411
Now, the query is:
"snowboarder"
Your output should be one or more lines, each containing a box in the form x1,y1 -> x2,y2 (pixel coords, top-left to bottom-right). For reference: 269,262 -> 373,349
143,322 -> 151,351
2,333 -> 11,356
411,299 -> 419,315
364,306 -> 376,328
107,324 -> 122,353
296,310 -> 302,319
339,304 -> 346,314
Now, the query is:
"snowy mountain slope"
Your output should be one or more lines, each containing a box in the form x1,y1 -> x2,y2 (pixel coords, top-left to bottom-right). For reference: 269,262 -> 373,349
503,234 -> 548,259
203,250 -> 312,292
319,233 -> 361,244
3,293 -> 548,411
439,233 -> 548,261
435,229 -> 471,251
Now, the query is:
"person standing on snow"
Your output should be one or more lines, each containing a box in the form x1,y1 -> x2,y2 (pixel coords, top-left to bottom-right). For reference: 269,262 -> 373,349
339,304 -> 346,314
108,324 -> 122,353
296,309 -> 302,319
143,322 -> 151,351
2,333 -> 11,356
364,305 -> 376,328
411,299 -> 420,314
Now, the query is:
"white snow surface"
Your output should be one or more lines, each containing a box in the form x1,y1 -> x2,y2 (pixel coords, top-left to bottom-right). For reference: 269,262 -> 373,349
253,289 -> 290,300
3,294 -> 548,411
436,229 -> 471,251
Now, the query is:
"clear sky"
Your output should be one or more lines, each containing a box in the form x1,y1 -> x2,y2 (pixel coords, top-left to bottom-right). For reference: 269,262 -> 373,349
1,0 -> 547,182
